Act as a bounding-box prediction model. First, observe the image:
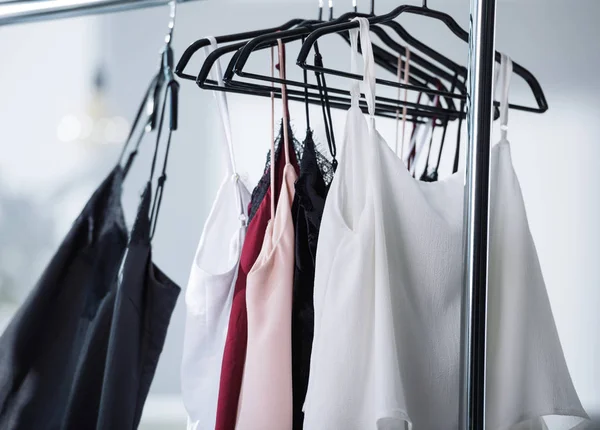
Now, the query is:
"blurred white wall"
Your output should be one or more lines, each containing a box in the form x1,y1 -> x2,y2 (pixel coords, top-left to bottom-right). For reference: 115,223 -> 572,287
1,0 -> 599,427
0,15 -> 110,302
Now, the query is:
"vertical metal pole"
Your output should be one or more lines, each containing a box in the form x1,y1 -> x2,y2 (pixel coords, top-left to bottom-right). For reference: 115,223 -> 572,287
459,0 -> 497,428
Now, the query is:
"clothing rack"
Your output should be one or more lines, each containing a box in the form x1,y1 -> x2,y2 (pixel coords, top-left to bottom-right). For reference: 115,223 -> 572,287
460,0 -> 496,428
0,0 -> 200,26
1,0 -> 498,427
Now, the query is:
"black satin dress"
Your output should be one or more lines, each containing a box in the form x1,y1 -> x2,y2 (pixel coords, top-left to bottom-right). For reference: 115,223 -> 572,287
0,73 -> 180,430
92,76 -> 180,429
291,131 -> 331,430
0,166 -> 129,429
94,182 -> 180,430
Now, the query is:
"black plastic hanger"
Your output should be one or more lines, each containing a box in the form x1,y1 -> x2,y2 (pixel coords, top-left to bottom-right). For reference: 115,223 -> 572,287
226,10 -> 462,114
224,12 -> 458,100
219,44 -> 460,120
297,3 -> 548,114
227,23 -> 461,115
220,9 -> 462,112
178,1 -> 461,120
348,1 -> 467,107
225,1 -> 467,103
176,9 -> 431,120
178,3 -> 466,122
175,18 -> 305,81
195,39 -> 445,122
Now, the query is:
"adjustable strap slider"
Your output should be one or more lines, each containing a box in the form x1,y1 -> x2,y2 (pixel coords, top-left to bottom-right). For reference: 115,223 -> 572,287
332,158 -> 338,172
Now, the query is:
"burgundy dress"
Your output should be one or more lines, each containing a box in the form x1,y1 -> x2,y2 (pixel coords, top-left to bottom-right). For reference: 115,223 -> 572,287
215,123 -> 299,430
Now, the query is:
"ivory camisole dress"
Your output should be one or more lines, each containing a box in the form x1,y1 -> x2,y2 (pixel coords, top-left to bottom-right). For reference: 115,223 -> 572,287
304,18 -> 588,430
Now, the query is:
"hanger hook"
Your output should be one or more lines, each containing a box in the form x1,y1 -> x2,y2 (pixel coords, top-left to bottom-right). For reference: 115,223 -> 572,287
370,0 -> 374,15
352,0 -> 357,13
318,0 -> 323,20
164,0 -> 177,46
160,0 -> 177,82
422,0 -> 427,8
328,0 -> 333,21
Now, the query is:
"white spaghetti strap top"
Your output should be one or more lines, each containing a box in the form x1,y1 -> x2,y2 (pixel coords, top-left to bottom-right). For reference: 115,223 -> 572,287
181,37 -> 251,430
487,54 -> 588,430
305,18 -> 588,430
305,18 -> 391,430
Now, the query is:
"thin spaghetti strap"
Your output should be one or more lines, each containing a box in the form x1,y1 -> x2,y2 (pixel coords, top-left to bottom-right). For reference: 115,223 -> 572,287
349,26 -> 360,107
277,39 -> 291,165
302,36 -> 311,132
314,44 -> 337,170
116,74 -> 160,178
499,53 -> 512,141
395,47 -> 411,157
352,17 -> 376,122
270,45 -> 276,219
203,37 -> 237,176
148,74 -> 179,239
204,37 -> 246,224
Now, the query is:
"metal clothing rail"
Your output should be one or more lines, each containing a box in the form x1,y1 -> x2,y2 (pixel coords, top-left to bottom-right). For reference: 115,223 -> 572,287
0,0 -> 200,26
1,0 -> 500,427
461,0 -> 497,428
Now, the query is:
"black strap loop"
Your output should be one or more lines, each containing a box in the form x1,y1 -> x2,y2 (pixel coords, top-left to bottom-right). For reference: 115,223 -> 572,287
431,72 -> 461,177
314,44 -> 337,171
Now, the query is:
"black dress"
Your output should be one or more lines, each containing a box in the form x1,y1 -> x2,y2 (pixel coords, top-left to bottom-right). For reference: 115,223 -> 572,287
291,130 -> 331,430
0,166 -> 129,429
0,176 -> 180,430
0,73 -> 180,430
91,74 -> 180,429
68,78 -> 180,429
94,182 -> 180,430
